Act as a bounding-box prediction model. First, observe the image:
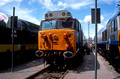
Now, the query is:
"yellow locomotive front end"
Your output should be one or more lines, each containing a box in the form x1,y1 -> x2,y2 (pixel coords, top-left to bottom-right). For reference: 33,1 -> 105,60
36,10 -> 83,66
38,29 -> 76,59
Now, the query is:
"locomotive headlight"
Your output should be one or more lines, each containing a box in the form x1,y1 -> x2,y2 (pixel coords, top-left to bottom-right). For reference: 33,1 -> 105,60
63,51 -> 74,58
54,34 -> 58,40
45,14 -> 48,18
62,12 -> 66,16
49,13 -> 53,17
67,12 -> 71,16
43,35 -> 47,39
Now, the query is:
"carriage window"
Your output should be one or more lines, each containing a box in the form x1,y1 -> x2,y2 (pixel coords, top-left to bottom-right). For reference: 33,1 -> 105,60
111,20 -> 117,32
114,19 -> 117,31
102,32 -> 104,41
112,21 -> 114,32
105,30 -> 107,41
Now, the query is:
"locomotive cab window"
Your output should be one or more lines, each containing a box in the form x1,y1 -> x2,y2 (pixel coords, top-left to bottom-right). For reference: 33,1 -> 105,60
75,20 -> 79,31
40,20 -> 56,30
61,20 -> 74,29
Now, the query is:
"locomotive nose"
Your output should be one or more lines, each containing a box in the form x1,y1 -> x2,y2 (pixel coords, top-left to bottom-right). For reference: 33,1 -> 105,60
63,51 -> 74,58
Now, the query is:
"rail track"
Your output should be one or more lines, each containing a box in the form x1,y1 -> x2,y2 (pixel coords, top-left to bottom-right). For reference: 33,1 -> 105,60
27,65 -> 68,79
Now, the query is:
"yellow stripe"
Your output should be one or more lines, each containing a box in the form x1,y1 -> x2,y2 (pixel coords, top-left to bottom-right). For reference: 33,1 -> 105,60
0,44 -> 38,53
25,44 -> 38,50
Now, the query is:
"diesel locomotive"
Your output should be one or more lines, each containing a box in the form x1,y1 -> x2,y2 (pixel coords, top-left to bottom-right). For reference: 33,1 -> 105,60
0,13 -> 39,69
37,10 -> 84,66
97,10 -> 120,70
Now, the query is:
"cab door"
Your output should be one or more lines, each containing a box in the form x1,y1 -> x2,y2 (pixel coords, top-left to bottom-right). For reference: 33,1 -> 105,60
75,20 -> 79,45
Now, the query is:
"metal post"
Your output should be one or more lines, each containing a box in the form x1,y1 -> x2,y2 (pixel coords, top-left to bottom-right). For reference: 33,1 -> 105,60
11,7 -> 15,72
95,0 -> 97,79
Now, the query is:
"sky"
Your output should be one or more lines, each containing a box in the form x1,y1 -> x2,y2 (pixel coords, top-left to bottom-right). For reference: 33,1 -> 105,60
0,0 -> 120,39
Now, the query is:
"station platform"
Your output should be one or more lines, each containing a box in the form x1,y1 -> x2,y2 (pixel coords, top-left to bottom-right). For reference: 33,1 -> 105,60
0,58 -> 47,79
64,51 -> 120,79
0,51 -> 120,79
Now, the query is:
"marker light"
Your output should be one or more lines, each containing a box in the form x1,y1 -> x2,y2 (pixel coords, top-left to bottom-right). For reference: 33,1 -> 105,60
64,33 -> 68,38
49,33 -> 52,38
59,52 -> 61,55
43,35 -> 47,39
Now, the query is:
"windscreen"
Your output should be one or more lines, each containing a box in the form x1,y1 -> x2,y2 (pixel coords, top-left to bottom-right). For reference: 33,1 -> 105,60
57,19 -> 74,29
41,20 -> 56,30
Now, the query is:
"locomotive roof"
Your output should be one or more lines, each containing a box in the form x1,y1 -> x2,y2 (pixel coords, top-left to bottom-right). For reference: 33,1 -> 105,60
45,10 -> 72,20
107,10 -> 120,25
0,13 -> 9,23
98,10 -> 120,35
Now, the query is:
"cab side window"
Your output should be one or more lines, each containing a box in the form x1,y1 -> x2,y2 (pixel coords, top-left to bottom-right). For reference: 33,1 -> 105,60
21,21 -> 26,30
76,21 -> 79,31
17,20 -> 22,29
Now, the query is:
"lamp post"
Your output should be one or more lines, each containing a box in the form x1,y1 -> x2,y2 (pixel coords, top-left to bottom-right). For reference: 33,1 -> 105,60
11,7 -> 15,72
95,0 -> 97,79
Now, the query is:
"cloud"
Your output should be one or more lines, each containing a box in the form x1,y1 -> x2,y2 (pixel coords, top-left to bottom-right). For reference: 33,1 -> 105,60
0,1 -> 40,25
99,0 -> 119,4
84,15 -> 91,23
39,0 -> 57,11
80,15 -> 104,23
38,0 -> 94,10
70,1 -> 94,9
98,24 -> 104,31
14,8 -> 40,25
57,1 -> 68,9
0,0 -> 22,7
79,20 -> 84,23
28,0 -> 37,5
29,0 -> 119,11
